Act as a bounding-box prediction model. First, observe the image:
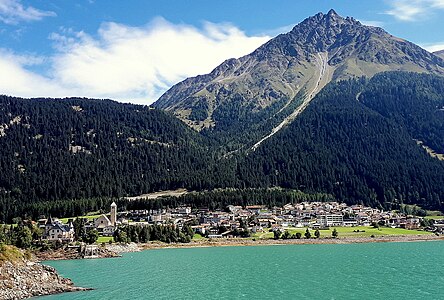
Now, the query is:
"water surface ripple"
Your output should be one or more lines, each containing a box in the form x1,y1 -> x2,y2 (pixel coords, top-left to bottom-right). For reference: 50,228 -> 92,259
42,241 -> 444,299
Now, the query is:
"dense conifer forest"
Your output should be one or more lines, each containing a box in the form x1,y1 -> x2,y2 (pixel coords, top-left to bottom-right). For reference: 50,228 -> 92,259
240,73 -> 444,211
0,72 -> 443,222
0,97 -> 226,221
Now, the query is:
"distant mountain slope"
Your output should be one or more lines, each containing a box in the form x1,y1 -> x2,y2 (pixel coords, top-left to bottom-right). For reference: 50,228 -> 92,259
239,72 -> 444,211
434,50 -> 444,60
359,72 -> 444,154
0,96 -> 225,221
154,10 -> 444,152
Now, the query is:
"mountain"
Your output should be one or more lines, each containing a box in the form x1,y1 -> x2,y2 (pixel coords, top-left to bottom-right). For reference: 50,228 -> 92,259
2,11 -> 444,221
154,10 -> 444,151
435,50 -> 444,60
239,72 -> 444,211
0,96 -> 232,222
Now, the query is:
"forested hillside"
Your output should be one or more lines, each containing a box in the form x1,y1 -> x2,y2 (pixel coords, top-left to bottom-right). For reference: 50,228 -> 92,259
240,72 -> 444,211
359,72 -> 444,152
1,72 -> 444,222
0,96 -> 225,221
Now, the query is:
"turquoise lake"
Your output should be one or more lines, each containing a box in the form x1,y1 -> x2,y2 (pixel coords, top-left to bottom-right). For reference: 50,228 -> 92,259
42,241 -> 444,299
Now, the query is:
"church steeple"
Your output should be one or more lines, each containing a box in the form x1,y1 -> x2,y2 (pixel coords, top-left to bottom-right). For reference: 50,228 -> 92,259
110,202 -> 117,226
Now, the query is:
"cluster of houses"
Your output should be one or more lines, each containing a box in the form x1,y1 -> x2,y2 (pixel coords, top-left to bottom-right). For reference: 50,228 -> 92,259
38,202 -> 118,242
38,201 -> 443,242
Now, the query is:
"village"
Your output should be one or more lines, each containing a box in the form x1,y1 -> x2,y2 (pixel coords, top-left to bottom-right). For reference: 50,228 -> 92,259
38,201 -> 444,243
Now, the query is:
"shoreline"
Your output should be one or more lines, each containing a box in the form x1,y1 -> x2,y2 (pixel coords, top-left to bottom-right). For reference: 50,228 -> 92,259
29,235 -> 442,298
35,234 -> 444,262
137,234 -> 444,251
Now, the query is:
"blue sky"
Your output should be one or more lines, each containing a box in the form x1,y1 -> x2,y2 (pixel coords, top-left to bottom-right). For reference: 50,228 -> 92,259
1,0 -> 444,104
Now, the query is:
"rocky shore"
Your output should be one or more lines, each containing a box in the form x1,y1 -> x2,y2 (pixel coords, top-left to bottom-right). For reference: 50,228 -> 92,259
104,242 -> 140,254
0,259 -> 90,300
34,244 -> 120,261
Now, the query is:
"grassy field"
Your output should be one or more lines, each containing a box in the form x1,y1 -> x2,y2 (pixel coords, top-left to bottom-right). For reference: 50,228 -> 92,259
97,236 -> 114,243
424,216 -> 444,220
192,234 -> 205,240
59,214 -> 103,223
252,226 -> 431,239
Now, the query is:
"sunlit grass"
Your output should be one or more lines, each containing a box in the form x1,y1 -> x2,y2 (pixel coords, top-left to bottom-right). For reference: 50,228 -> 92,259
97,236 -> 114,243
252,226 -> 431,239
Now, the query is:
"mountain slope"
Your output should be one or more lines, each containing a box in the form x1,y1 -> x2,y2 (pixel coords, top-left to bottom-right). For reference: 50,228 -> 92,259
0,96 -> 227,221
435,50 -> 444,60
239,72 -> 444,211
154,10 -> 444,152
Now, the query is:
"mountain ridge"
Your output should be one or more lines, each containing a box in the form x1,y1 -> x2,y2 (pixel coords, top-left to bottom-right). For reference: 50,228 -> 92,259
154,10 -> 444,146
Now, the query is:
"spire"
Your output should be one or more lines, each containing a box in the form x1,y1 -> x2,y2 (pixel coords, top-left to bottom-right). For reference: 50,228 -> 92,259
45,216 -> 53,225
327,9 -> 339,17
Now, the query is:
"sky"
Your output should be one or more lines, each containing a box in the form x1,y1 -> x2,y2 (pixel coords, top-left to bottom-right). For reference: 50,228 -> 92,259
1,0 -> 444,105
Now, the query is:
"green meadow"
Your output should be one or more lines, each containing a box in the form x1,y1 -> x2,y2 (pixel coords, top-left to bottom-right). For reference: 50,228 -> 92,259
251,226 -> 431,239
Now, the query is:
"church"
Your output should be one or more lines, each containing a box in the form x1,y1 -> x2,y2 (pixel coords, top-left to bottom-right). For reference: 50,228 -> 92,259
92,202 -> 118,236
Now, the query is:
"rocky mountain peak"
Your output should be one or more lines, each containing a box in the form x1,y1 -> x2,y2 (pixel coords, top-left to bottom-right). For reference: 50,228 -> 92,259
302,9 -> 351,26
154,10 -> 444,134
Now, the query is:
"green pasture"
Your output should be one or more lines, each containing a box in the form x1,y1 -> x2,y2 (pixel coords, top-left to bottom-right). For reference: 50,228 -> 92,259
97,236 -> 114,243
192,233 -> 205,240
252,226 -> 431,239
59,214 -> 103,223
424,215 -> 444,220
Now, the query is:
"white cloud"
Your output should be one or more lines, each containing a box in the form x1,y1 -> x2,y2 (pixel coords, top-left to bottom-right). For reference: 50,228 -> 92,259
358,19 -> 385,27
420,43 -> 444,52
1,18 -> 270,104
385,0 -> 444,21
0,50 -> 72,98
0,0 -> 55,25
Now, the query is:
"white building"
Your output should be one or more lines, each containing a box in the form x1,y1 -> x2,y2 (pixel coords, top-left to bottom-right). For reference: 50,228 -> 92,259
318,214 -> 344,227
42,217 -> 74,242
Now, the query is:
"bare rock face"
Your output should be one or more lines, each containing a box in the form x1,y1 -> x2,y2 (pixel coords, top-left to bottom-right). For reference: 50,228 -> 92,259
154,10 -> 444,134
0,259 -> 90,300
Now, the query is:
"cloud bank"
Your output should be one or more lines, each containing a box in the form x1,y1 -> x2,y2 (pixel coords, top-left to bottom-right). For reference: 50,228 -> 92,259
421,43 -> 444,52
0,0 -> 55,25
0,19 -> 270,104
386,0 -> 444,21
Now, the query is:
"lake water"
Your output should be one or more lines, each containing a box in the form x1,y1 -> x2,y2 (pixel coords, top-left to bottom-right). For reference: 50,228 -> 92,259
42,241 -> 444,299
